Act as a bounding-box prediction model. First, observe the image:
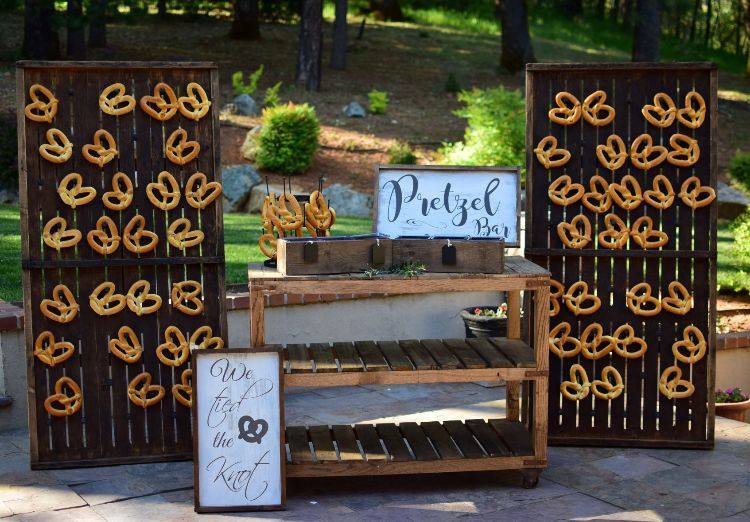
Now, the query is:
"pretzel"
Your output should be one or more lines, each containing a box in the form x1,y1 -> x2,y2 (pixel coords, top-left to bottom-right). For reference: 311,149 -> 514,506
270,193 -> 304,234
102,172 -> 133,211
642,93 -> 676,128
630,216 -> 668,249
82,129 -> 118,168
609,174 -> 642,211
676,91 -> 706,129
146,171 -> 181,210
550,279 -> 564,317
678,176 -> 715,209
557,214 -> 591,249
24,84 -> 58,123
185,172 -> 222,209
548,91 -> 581,125
58,172 -> 96,209
261,193 -> 278,233
167,218 -> 204,250
89,281 -> 126,316
259,233 -> 278,259
659,365 -> 695,399
34,331 -> 75,366
123,215 -> 159,254
672,325 -> 706,364
43,217 -> 82,251
549,322 -> 581,359
44,376 -> 82,417
126,280 -> 162,316
128,372 -> 165,409
582,90 -> 615,126
595,135 -> 628,170
666,133 -> 700,167
190,325 -> 224,350
108,326 -> 143,364
581,175 -> 612,214
305,190 -> 335,231
643,174 -> 674,210
156,326 -> 189,366
630,134 -> 667,171
172,369 -> 193,408
548,175 -> 584,206
177,82 -> 212,121
626,282 -> 661,317
39,128 -> 73,164
612,324 -> 647,359
662,281 -> 692,315
40,284 -> 79,323
165,128 -> 200,166
563,281 -> 601,315
591,366 -> 624,400
598,213 -> 629,249
140,82 -> 178,121
86,215 -> 121,255
99,83 -> 136,116
534,136 -> 571,169
171,280 -> 203,316
580,323 -> 615,360
561,364 -> 590,401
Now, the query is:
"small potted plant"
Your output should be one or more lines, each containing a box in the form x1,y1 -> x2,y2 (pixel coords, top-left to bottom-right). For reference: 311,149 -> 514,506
461,303 -> 508,338
715,388 -> 750,422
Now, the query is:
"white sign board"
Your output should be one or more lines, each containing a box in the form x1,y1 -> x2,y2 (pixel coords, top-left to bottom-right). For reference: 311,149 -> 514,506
193,350 -> 284,512
375,167 -> 520,244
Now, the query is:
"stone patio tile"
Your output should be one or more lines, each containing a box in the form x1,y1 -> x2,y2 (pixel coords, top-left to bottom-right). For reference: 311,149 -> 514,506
722,509 -> 750,521
543,462 -> 621,491
682,451 -> 750,482
647,497 -> 729,522
310,386 -> 377,399
0,501 -> 12,517
70,471 -> 189,506
47,465 -> 131,486
10,505 -> 105,521
90,492 -> 197,521
0,483 -> 86,515
645,465 -> 723,494
488,492 -> 622,520
0,453 -> 61,487
690,480 -> 750,517
584,477 -> 680,511
590,453 -> 676,480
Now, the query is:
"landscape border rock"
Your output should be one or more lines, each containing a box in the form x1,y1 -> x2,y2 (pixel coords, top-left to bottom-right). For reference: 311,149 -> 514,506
221,165 -> 261,213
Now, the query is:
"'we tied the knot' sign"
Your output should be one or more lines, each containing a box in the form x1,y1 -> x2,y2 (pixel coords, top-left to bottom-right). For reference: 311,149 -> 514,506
375,166 -> 520,245
193,350 -> 284,512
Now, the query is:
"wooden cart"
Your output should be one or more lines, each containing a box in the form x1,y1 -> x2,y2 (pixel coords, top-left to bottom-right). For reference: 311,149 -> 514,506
248,256 -> 550,487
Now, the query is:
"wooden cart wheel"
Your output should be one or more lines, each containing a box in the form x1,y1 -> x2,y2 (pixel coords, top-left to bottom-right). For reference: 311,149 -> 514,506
521,470 -> 541,489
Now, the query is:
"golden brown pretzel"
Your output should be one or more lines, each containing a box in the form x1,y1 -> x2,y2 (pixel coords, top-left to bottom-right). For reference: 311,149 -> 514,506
591,366 -> 624,400
662,281 -> 692,315
270,193 -> 304,234
549,322 -> 581,359
126,280 -> 162,316
676,91 -> 706,129
305,190 -> 335,230
626,282 -> 661,317
24,84 -> 58,123
172,369 -> 193,408
667,133 -> 700,167
89,282 -> 126,316
609,174 -> 643,211
167,218 -> 204,250
108,326 -> 143,364
678,176 -> 715,209
659,365 -> 694,399
156,326 -> 189,367
548,91 -> 582,125
86,215 -> 121,255
99,83 -> 136,116
580,323 -> 615,360
39,128 -> 73,164
598,213 -> 629,250
44,376 -> 82,417
34,331 -> 75,366
563,281 -> 601,315
185,172 -> 222,209
123,215 -> 159,254
58,173 -> 96,209
630,216 -> 668,249
171,280 -> 203,316
190,325 -> 224,350
534,136 -> 571,169
259,233 -> 278,259
140,82 -> 178,121
40,284 -> 79,323
261,193 -> 278,234
561,364 -> 590,401
672,325 -> 706,364
643,174 -> 675,210
630,134 -> 667,171
581,175 -> 612,214
128,372 -> 165,409
82,129 -> 118,168
102,172 -> 134,211
550,279 -> 564,317
642,93 -> 676,128
582,90 -> 615,126
612,324 -> 647,359
177,82 -> 212,121
595,135 -> 628,171
548,175 -> 584,206
146,171 -> 181,210
165,128 -> 200,166
42,217 -> 82,251
557,214 -> 591,249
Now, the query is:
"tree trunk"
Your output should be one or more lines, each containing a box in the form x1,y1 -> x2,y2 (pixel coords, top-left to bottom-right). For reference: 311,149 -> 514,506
705,0 -> 712,47
331,0 -> 347,70
611,0 -> 621,21
229,0 -> 261,39
745,0 -> 750,75
496,0 -> 536,74
67,0 -> 86,59
632,0 -> 660,61
296,0 -> 323,91
22,0 -> 60,59
88,0 -> 107,48
622,0 -> 633,27
559,0 -> 583,16
596,0 -> 606,18
369,0 -> 403,21
689,0 -> 699,42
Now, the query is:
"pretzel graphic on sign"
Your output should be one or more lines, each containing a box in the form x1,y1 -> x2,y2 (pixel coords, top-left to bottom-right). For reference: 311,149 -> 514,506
108,326 -> 143,364
33,331 -> 75,367
156,326 -> 189,367
44,376 -> 82,417
89,281 -> 126,316
563,281 -> 601,315
190,325 -> 224,350
99,83 -> 136,116
165,128 -> 200,166
86,215 -> 121,255
678,176 -> 716,209
185,172 -> 222,209
58,173 -> 97,209
167,218 -> 204,250
659,365 -> 695,399
581,175 -> 612,214
582,90 -> 615,126
548,175 -> 584,206
171,280 -> 203,316
140,82 -> 178,121
24,84 -> 58,123
146,171 -> 181,210
557,214 -> 591,249
672,325 -> 706,364
123,215 -> 159,254
40,284 -> 79,323
126,280 -> 162,316
643,174 -> 675,210
128,372 -> 165,409
596,134 -> 628,171
676,91 -> 706,129
630,134 -> 667,171
82,129 -> 118,168
626,282 -> 661,317
549,322 -> 581,359
177,82 -> 212,121
662,281 -> 692,315
591,366 -> 624,400
172,369 -> 193,408
102,172 -> 134,211
42,217 -> 82,251
561,364 -> 590,401
641,93 -> 676,128
39,128 -> 73,164
548,91 -> 582,125
580,323 -> 615,360
534,135 -> 571,169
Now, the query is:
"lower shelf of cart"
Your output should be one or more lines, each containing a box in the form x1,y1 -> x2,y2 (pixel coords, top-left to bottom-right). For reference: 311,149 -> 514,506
285,418 -> 541,477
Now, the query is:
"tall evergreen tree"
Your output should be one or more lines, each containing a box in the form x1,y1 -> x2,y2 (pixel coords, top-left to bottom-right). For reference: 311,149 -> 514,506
331,0 -> 347,70
230,0 -> 261,40
496,0 -> 536,73
22,0 -> 60,59
88,0 -> 107,48
632,0 -> 660,61
67,0 -> 86,59
296,0 -> 323,91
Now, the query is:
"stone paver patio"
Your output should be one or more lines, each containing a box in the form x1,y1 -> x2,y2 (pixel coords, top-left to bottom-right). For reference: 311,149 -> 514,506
2,383 -> 750,521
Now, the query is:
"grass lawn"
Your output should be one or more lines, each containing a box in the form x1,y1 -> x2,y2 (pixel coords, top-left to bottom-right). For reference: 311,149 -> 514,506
718,220 -> 750,295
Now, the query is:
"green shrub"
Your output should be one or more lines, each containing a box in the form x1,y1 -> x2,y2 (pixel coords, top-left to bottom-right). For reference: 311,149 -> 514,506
718,213 -> 750,294
388,141 -> 417,165
444,73 -> 461,94
256,103 -> 320,175
729,151 -> 750,192
368,89 -> 389,114
263,81 -> 282,108
232,65 -> 264,97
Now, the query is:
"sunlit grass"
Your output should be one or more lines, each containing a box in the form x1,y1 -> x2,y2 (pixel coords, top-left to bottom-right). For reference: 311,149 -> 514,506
718,220 -> 750,294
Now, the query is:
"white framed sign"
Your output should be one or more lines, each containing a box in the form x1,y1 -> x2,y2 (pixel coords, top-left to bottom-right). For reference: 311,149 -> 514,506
374,166 -> 521,245
192,349 -> 285,513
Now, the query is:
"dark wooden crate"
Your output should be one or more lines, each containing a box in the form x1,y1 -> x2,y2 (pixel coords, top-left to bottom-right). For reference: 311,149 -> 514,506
525,63 -> 716,448
392,238 -> 504,273
17,61 -> 227,468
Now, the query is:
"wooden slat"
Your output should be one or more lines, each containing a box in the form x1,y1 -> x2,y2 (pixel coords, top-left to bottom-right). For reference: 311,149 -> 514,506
353,341 -> 389,371
332,425 -> 363,461
400,340 -> 439,370
287,426 -> 313,463
489,419 -> 533,456
441,339 -> 487,369
443,420 -> 485,459
309,425 -> 338,462
376,423 -> 412,462
420,339 -> 462,369
398,422 -> 438,461
286,344 -> 313,373
376,341 -> 413,370
420,421 -> 462,460
465,338 -> 514,368
354,424 -> 386,460
466,419 -> 511,457
331,342 -> 362,372
486,338 -> 535,368
308,343 -> 338,373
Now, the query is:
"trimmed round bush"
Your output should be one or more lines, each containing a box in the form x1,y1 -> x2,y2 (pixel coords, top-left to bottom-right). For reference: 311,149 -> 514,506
729,151 -> 750,192
256,102 -> 320,175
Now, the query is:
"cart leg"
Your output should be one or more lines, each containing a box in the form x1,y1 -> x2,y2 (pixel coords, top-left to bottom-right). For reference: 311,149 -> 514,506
521,469 -> 541,489
250,284 -> 265,348
506,290 -> 522,421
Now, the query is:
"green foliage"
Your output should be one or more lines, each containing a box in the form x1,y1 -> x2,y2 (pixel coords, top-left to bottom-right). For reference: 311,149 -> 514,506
231,65 -> 264,97
263,81 -> 283,108
387,141 -> 417,165
256,103 -> 320,175
718,216 -> 750,294
367,89 -> 389,115
440,86 -> 525,172
444,72 -> 461,94
0,112 -> 17,189
729,152 -> 750,193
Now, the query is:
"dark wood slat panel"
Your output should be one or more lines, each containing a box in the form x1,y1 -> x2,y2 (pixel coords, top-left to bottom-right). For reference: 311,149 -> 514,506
443,420 -> 485,459
309,425 -> 338,462
400,340 -> 439,370
465,338 -> 514,368
332,425 -> 363,461
376,341 -> 413,371
489,419 -> 533,456
420,339 -> 462,369
420,421 -> 462,460
286,426 -> 313,463
287,344 -> 313,373
441,339 -> 487,369
376,423 -> 412,462
354,424 -> 387,460
398,422 -> 438,461
466,419 -> 511,457
486,338 -> 535,368
353,341 -> 389,371
308,343 -> 337,373
331,342 -> 362,372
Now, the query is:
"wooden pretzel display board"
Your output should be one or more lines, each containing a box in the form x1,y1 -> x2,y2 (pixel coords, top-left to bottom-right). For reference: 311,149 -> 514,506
525,63 -> 717,448
17,61 -> 227,468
